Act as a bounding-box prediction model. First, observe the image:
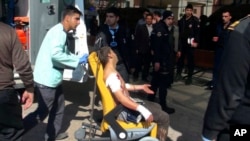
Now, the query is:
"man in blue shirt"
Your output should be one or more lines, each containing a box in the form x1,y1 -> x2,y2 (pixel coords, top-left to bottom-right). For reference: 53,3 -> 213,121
23,6 -> 88,140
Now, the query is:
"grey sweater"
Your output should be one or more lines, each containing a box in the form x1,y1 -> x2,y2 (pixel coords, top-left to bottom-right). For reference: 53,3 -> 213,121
0,22 -> 34,92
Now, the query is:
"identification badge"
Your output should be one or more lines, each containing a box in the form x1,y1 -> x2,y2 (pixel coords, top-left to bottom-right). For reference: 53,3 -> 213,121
157,32 -> 162,37
110,41 -> 118,47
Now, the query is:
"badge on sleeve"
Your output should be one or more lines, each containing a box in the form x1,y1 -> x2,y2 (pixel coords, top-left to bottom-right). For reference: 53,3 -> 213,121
189,24 -> 192,28
157,32 -> 162,37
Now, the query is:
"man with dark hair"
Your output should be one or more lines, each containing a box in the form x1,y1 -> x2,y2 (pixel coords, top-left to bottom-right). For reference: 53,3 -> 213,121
133,13 -> 154,82
206,10 -> 232,90
0,21 -> 34,141
202,15 -> 250,141
137,8 -> 150,26
97,46 -> 169,141
175,3 -> 200,85
153,11 -> 162,24
23,5 -> 88,140
96,7 -> 130,82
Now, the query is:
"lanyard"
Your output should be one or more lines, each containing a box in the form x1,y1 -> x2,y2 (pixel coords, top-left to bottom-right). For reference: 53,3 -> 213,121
109,25 -> 119,36
109,25 -> 119,47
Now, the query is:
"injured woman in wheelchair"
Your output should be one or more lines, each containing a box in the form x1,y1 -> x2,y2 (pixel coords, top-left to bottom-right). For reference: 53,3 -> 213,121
96,46 -> 169,141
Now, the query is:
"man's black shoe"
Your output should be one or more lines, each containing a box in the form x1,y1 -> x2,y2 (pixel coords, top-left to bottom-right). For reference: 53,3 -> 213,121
45,132 -> 68,141
205,85 -> 213,90
175,74 -> 182,82
162,107 -> 175,114
185,78 -> 192,85
56,132 -> 68,140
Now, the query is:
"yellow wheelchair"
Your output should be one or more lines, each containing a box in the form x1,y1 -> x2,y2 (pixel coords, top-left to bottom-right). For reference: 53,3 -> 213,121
74,52 -> 157,141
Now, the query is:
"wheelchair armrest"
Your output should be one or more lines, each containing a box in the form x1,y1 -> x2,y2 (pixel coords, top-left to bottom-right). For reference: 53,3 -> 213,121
103,104 -> 127,140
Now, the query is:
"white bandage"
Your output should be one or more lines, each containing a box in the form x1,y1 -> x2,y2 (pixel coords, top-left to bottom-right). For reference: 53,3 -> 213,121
136,105 -> 152,120
106,73 -> 121,93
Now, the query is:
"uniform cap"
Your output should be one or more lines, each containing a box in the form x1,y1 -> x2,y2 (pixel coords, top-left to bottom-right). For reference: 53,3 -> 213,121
162,10 -> 174,20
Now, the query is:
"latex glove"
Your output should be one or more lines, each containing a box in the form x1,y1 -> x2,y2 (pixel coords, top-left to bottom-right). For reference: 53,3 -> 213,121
79,54 -> 88,64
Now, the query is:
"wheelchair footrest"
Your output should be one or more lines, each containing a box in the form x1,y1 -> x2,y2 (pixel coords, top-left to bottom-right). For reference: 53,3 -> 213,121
109,123 -> 156,141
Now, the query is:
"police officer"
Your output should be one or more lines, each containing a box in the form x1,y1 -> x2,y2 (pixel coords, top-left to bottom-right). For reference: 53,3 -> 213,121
202,15 -> 250,141
147,10 -> 175,114
175,4 -> 200,85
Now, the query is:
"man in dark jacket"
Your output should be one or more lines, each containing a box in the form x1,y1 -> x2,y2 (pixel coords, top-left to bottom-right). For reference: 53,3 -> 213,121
202,15 -> 250,141
96,7 -> 130,82
175,4 -> 200,85
206,10 -> 232,90
133,13 -> 154,81
147,10 -> 176,114
0,22 -> 34,141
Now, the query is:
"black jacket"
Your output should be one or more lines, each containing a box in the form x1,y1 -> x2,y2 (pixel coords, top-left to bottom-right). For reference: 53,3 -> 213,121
178,15 -> 200,50
202,15 -> 250,140
135,24 -> 151,54
151,21 -> 173,73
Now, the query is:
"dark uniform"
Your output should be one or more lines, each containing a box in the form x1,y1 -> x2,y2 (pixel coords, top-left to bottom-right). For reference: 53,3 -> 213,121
168,25 -> 179,87
97,24 -> 130,82
176,14 -> 200,84
202,15 -> 250,141
148,21 -> 175,114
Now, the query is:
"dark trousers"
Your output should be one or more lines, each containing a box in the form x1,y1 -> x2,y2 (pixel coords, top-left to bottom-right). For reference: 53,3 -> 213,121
0,89 -> 23,141
177,45 -> 195,78
148,72 -> 170,108
212,47 -> 224,87
217,129 -> 230,141
23,83 -> 65,140
133,52 -> 151,79
170,52 -> 177,84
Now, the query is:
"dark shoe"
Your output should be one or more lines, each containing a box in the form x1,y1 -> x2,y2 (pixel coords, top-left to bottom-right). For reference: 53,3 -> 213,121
175,74 -> 182,81
56,132 -> 68,140
162,107 -> 175,114
205,85 -> 213,90
185,78 -> 192,85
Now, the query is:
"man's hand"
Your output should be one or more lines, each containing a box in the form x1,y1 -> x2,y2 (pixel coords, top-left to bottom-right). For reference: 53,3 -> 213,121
154,62 -> 160,71
141,84 -> 154,94
145,114 -> 154,124
191,42 -> 198,48
22,90 -> 34,110
176,51 -> 181,58
212,36 -> 219,42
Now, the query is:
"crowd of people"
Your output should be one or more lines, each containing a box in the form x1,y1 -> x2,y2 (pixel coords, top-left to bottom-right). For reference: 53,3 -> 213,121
93,4 -> 201,116
1,3 -> 249,141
